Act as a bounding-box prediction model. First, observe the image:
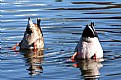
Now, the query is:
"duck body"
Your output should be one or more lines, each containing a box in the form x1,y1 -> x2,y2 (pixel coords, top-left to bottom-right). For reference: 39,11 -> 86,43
12,18 -> 44,50
75,37 -> 103,59
72,22 -> 103,60
20,18 -> 44,50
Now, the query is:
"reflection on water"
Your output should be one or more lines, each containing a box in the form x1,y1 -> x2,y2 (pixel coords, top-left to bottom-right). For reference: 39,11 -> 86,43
73,59 -> 103,80
23,49 -> 44,76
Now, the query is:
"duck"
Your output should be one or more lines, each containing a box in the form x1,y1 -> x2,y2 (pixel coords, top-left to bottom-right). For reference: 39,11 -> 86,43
71,22 -> 103,60
12,18 -> 44,51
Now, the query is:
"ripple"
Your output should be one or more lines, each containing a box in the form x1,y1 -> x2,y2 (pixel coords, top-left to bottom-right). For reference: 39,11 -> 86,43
65,16 -> 121,19
71,2 -> 114,5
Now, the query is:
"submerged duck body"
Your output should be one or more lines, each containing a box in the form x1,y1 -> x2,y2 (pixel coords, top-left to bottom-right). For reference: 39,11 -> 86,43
72,22 -> 103,60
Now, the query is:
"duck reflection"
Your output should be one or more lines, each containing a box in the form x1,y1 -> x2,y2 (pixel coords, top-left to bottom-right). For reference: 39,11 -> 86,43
73,59 -> 103,80
22,49 -> 44,76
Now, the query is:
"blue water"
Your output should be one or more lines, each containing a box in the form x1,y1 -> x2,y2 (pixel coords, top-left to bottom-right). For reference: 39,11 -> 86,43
1,0 -> 121,80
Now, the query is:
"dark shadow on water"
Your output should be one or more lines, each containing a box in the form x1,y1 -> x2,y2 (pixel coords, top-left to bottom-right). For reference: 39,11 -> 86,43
71,2 -> 114,5
73,59 -> 103,80
55,0 -> 63,2
22,49 -> 44,76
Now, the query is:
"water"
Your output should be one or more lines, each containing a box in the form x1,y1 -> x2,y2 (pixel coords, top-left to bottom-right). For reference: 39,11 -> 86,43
1,0 -> 121,80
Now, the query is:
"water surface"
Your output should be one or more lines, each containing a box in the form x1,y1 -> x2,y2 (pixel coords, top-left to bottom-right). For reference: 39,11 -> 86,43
1,0 -> 121,80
